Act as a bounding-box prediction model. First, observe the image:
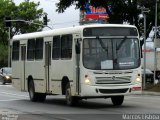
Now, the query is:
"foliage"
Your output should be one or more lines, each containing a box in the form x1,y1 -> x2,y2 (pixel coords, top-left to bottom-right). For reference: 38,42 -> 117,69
0,0 -> 45,66
56,0 -> 160,37
12,1 -> 44,35
0,0 -> 44,43
0,44 -> 8,67
0,0 -> 16,45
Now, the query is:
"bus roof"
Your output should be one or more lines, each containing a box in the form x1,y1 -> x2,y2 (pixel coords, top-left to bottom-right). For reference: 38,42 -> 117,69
12,24 -> 137,41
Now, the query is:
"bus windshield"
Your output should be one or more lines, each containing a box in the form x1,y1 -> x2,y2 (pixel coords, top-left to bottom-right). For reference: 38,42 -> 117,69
83,38 -> 140,70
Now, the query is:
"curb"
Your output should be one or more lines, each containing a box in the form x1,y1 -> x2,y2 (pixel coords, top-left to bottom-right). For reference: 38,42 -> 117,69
131,91 -> 160,96
141,91 -> 160,96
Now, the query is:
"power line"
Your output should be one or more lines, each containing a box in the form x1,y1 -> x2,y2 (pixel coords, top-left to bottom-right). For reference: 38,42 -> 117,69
45,0 -> 57,3
52,20 -> 79,25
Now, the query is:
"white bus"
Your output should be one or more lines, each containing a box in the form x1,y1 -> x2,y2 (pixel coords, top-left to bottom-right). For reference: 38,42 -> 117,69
12,24 -> 142,106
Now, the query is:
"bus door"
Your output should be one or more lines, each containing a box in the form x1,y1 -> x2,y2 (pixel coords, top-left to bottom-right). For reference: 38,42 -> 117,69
74,34 -> 81,95
45,42 -> 51,92
20,45 -> 26,91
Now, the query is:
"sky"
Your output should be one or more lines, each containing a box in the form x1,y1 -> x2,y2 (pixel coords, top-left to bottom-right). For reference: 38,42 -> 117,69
13,0 -> 79,29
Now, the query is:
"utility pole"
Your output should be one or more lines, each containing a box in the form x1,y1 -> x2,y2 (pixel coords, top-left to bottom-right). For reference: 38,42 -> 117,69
140,7 -> 150,89
8,27 -> 11,67
154,0 -> 159,84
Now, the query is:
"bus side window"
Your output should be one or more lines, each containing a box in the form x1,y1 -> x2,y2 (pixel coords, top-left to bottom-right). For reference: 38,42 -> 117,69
61,34 -> 72,59
52,36 -> 61,59
27,39 -> 35,60
12,41 -> 20,61
35,38 -> 43,60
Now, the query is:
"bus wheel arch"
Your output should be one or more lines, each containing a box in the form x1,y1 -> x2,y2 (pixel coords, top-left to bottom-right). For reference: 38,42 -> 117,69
27,76 -> 38,102
27,75 -> 46,102
65,82 -> 78,106
61,76 -> 69,95
27,75 -> 33,91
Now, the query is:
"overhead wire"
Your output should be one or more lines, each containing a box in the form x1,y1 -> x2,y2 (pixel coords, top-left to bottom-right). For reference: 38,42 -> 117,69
44,0 -> 58,3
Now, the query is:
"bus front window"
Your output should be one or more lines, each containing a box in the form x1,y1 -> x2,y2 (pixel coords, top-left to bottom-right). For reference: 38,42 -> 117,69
83,38 -> 140,70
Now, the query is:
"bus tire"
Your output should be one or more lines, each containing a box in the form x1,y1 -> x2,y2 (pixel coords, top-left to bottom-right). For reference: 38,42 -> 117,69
111,95 -> 124,106
2,80 -> 5,85
37,93 -> 46,102
28,80 -> 38,102
65,83 -> 78,106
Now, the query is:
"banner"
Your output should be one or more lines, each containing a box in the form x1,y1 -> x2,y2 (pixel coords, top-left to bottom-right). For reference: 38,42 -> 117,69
85,3 -> 109,19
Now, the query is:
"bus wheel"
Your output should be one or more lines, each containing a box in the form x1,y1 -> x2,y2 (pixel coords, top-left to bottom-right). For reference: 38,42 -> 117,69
28,80 -> 38,102
37,93 -> 46,102
2,80 -> 5,85
111,95 -> 124,106
65,83 -> 77,106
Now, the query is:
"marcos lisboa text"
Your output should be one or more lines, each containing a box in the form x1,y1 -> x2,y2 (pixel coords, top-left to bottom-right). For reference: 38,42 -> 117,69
122,114 -> 160,120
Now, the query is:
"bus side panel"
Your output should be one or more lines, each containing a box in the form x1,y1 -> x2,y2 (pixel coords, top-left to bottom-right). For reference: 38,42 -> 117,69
50,60 -> 75,95
25,61 -> 46,93
12,61 -> 21,90
50,34 -> 77,95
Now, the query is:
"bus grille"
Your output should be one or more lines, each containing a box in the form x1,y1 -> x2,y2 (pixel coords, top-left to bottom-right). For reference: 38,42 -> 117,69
99,88 -> 129,94
96,76 -> 131,84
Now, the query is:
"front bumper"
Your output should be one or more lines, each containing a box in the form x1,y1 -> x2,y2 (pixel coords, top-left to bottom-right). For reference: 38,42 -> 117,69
79,84 -> 141,97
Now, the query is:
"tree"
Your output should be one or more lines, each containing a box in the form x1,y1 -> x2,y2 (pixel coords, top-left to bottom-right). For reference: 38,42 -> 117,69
137,0 -> 157,37
0,0 -> 45,43
12,1 -> 44,36
0,0 -> 45,66
0,0 -> 16,45
0,0 -> 16,66
56,0 -> 160,37
56,0 -> 139,24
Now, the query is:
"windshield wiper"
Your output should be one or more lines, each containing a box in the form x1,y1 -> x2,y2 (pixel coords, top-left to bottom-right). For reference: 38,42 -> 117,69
97,36 -> 108,52
116,36 -> 127,51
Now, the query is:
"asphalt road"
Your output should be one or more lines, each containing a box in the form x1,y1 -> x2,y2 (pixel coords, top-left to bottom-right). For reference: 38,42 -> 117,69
0,84 -> 160,120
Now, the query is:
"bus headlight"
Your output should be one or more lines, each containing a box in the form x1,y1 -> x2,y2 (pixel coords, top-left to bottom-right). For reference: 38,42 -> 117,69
85,75 -> 91,85
135,73 -> 141,82
5,76 -> 10,80
135,77 -> 141,82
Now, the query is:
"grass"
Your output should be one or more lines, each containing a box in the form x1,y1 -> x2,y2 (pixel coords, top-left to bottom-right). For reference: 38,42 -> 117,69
145,83 -> 160,92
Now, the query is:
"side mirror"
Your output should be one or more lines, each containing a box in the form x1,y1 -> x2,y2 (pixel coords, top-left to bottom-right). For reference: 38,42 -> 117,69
1,69 -> 3,74
75,39 -> 81,54
140,40 -> 144,58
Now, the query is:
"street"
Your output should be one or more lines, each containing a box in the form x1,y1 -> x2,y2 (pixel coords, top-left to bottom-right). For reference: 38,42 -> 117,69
0,84 -> 160,120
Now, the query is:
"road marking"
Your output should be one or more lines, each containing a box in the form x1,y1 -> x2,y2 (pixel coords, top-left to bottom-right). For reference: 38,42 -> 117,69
0,91 -> 28,98
0,99 -> 23,101
0,84 -> 12,86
